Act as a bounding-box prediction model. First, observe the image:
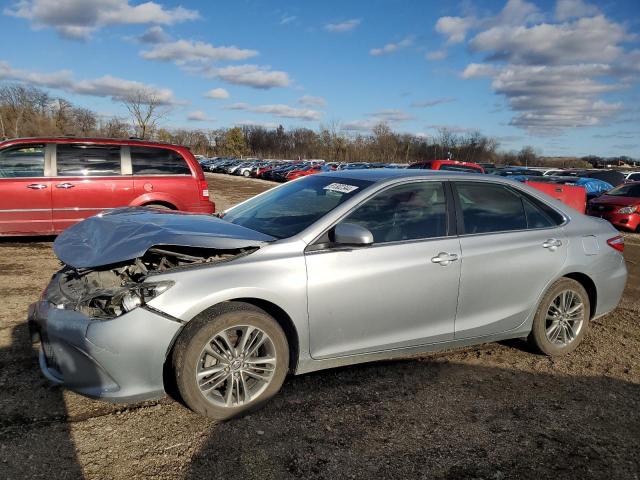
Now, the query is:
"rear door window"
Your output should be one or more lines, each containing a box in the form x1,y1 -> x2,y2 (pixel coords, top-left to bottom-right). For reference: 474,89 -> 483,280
130,147 -> 191,175
0,144 -> 45,177
56,144 -> 122,176
455,182 -> 527,234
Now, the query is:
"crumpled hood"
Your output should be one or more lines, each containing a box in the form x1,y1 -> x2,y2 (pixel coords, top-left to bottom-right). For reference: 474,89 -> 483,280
54,207 -> 275,269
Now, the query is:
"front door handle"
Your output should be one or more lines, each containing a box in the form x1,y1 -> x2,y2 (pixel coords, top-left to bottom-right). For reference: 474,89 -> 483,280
431,252 -> 459,266
56,183 -> 75,189
26,183 -> 47,190
542,238 -> 563,251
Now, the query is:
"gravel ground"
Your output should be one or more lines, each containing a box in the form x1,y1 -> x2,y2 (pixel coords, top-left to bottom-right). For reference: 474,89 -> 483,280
0,173 -> 638,480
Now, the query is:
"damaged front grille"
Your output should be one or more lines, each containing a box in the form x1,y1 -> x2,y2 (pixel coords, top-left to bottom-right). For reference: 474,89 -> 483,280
48,245 -> 254,320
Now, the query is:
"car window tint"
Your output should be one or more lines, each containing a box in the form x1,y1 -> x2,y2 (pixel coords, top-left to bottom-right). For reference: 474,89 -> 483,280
0,144 -> 45,178
57,144 -> 121,176
343,182 -> 447,243
628,173 -> 640,181
523,197 -> 555,228
456,182 -> 527,234
131,147 -> 190,175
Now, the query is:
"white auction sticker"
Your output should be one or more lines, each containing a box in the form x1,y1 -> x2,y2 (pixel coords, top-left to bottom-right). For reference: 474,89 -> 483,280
323,183 -> 359,194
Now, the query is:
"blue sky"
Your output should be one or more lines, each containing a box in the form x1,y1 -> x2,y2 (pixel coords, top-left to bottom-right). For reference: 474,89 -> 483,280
0,0 -> 638,157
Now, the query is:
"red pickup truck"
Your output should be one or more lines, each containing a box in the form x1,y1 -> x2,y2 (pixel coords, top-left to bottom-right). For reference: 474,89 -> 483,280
408,160 -> 485,174
0,137 -> 214,236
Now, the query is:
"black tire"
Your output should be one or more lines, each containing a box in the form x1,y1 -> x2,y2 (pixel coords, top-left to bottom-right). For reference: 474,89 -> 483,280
172,302 -> 289,420
145,203 -> 174,210
528,278 -> 590,355
242,170 -> 250,177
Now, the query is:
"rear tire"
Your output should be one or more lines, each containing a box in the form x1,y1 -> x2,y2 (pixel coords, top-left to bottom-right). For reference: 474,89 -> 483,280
242,170 -> 250,177
528,278 -> 590,355
145,203 -> 174,210
172,302 -> 289,420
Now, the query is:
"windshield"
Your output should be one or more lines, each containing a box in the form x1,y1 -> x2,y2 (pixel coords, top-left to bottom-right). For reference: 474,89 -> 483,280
223,175 -> 374,238
606,184 -> 640,198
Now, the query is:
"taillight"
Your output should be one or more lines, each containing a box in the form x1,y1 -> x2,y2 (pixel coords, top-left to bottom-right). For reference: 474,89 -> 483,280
607,235 -> 624,253
199,179 -> 209,200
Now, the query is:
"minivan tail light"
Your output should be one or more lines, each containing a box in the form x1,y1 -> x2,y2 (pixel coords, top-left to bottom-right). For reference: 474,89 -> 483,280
199,179 -> 209,199
607,235 -> 624,253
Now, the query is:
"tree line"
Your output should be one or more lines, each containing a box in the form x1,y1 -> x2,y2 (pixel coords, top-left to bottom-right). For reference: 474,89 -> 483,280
0,82 -> 614,168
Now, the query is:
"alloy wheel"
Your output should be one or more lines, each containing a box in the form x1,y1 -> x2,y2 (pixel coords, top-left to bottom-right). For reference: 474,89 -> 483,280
545,290 -> 585,346
196,325 -> 277,408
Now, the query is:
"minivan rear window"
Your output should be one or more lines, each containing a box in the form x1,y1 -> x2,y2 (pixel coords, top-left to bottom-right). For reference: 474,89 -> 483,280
131,147 -> 191,175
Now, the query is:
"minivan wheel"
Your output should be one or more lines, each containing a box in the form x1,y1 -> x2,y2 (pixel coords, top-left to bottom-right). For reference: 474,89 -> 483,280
528,278 -> 590,355
172,302 -> 289,420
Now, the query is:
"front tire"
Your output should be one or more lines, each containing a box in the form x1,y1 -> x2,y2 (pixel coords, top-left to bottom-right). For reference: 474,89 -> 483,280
172,302 -> 289,420
528,278 -> 590,355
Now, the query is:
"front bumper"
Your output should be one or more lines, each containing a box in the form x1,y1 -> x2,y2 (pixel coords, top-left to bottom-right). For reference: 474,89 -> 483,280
28,300 -> 183,403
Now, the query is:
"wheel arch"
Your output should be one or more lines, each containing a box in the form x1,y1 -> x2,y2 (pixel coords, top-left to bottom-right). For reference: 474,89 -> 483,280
563,272 -> 597,319
164,298 -> 300,379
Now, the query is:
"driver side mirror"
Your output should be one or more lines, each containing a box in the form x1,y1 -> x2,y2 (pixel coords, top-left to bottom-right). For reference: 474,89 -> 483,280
332,223 -> 374,246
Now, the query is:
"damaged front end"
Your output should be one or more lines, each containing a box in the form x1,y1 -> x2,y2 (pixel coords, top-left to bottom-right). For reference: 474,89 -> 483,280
45,245 -> 255,320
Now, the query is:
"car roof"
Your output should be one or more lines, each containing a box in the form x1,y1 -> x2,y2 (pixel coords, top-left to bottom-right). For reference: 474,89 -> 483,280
0,136 -> 186,149
316,168 -> 493,183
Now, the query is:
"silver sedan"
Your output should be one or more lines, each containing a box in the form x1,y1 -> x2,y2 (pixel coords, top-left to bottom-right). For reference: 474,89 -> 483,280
28,170 -> 627,419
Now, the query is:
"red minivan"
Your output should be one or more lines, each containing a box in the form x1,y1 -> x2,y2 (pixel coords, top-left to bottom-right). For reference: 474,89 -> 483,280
0,137 -> 214,236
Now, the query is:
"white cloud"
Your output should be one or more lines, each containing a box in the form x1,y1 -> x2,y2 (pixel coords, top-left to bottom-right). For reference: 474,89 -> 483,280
470,15 -> 628,65
436,0 -> 637,134
411,98 -> 456,108
425,49 -> 447,61
324,19 -> 360,33
0,60 -> 178,104
214,65 -> 290,89
343,109 -> 414,132
368,109 -> 414,123
298,95 -> 326,107
555,0 -> 600,21
280,15 -> 297,25
435,16 -> 474,44
461,63 -> 498,78
235,120 -> 280,129
5,0 -> 200,40
187,110 -> 212,121
135,26 -> 170,44
370,36 -> 414,56
204,88 -> 229,99
226,103 -> 323,121
141,39 -> 258,63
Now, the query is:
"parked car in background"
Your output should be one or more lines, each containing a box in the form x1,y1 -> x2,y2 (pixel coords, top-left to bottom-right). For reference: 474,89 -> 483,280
285,164 -> 323,181
0,137 -> 214,236
587,182 -> 640,232
408,160 -> 485,174
29,170 -> 627,420
624,171 -> 640,182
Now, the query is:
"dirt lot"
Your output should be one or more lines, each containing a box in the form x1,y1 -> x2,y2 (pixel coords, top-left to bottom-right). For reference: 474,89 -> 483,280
1,173 -> 639,480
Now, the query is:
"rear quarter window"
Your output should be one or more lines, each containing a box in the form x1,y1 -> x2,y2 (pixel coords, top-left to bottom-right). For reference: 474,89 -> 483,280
131,147 -> 191,175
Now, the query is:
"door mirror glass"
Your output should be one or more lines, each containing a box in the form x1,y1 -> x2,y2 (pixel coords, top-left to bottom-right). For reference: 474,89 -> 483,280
333,223 -> 374,246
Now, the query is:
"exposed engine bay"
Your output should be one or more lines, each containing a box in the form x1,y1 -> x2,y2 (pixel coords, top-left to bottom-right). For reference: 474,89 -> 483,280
46,245 -> 254,319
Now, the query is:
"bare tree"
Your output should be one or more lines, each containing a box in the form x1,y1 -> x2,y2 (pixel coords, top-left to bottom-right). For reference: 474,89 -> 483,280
121,88 -> 170,139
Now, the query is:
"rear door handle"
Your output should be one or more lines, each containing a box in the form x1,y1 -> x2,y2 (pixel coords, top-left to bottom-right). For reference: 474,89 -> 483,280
542,238 -> 562,251
56,183 -> 75,189
431,252 -> 459,266
26,183 -> 47,190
